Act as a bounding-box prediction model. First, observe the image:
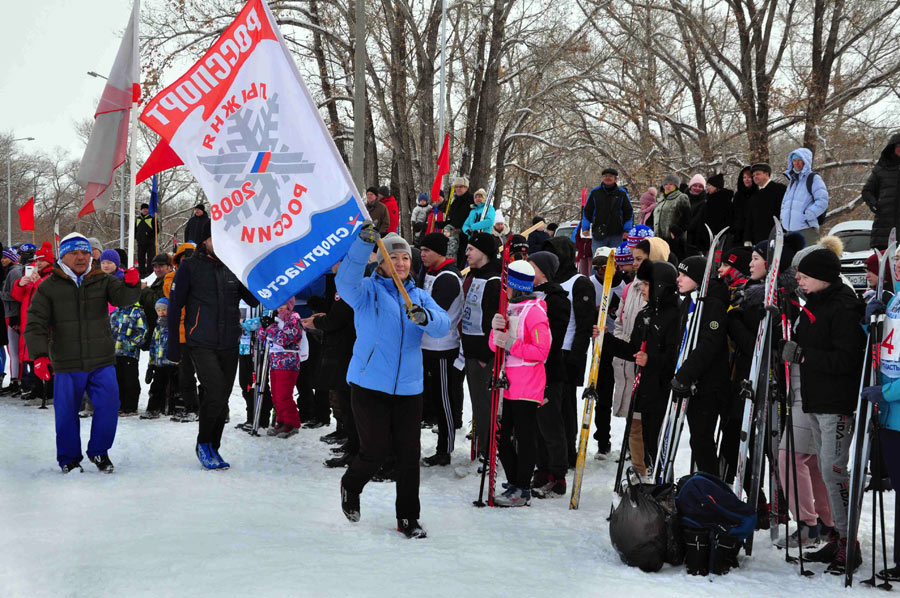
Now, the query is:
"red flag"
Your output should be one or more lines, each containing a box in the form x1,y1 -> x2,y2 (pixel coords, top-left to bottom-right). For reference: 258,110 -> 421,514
136,138 -> 183,185
431,134 -> 449,204
18,197 -> 34,231
75,0 -> 140,218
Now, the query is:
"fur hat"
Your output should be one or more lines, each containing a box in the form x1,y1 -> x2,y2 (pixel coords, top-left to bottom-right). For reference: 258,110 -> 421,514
663,173 -> 681,188
452,176 -> 469,188
707,173 -> 725,189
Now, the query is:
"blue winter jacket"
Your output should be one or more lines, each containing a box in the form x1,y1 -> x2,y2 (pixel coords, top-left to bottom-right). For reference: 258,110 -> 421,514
878,284 -> 900,432
336,235 -> 450,395
780,147 -> 829,232
462,203 -> 496,235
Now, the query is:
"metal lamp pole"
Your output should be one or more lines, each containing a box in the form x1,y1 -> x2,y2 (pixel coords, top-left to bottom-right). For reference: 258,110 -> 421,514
7,136 -> 35,247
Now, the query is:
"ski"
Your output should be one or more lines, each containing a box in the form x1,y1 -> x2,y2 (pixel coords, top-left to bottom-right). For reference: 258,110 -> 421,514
845,239 -> 894,585
735,218 -> 783,555
570,248 -> 616,510
250,336 -> 272,436
653,225 -> 729,485
474,236 -> 512,507
889,227 -> 897,290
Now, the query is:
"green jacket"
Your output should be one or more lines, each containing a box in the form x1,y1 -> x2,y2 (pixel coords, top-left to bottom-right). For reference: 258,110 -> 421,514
24,266 -> 141,373
652,189 -> 691,244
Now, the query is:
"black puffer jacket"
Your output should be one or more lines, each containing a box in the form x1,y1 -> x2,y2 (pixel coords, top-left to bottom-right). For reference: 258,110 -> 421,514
544,236 -> 596,385
674,278 -> 730,413
167,244 -> 258,362
703,188 -> 734,238
584,184 -> 633,239
731,167 -> 756,246
864,133 -> 900,249
535,280 -> 570,383
314,274 -> 356,391
794,281 -> 865,415
606,261 -> 682,413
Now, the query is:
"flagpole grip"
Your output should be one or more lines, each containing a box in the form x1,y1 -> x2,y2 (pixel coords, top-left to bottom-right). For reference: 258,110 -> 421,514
375,237 -> 414,309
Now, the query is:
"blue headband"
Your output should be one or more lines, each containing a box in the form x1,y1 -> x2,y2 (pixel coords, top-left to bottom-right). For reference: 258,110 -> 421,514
59,236 -> 91,258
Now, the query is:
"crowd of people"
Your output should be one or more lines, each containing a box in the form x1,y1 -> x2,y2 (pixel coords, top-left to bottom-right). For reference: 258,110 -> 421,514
2,135 -> 900,566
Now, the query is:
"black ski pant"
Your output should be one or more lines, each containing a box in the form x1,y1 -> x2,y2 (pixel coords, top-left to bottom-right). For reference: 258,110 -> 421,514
687,401 -> 719,475
331,388 -> 358,454
592,355 -> 614,452
423,349 -> 459,455
562,381 -> 579,467
297,333 -> 329,424
498,399 -> 539,489
641,408 -> 664,469
880,429 -> 900,564
238,353 -> 271,427
465,358 -> 493,458
115,356 -> 140,413
136,243 -> 154,277
190,347 -> 238,449
146,365 -> 176,414
342,384 -> 422,520
536,381 -> 568,479
178,343 -> 200,414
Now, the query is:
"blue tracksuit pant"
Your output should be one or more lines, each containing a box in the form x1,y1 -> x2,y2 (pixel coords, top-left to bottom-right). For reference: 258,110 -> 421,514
53,366 -> 119,466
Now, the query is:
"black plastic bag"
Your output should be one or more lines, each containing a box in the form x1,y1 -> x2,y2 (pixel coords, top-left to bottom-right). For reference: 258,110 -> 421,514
609,468 -> 668,572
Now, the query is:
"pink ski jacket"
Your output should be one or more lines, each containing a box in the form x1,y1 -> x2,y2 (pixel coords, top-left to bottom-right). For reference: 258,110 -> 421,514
489,296 -> 551,404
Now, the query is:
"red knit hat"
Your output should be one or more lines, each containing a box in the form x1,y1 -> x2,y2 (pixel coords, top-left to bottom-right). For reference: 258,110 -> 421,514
32,242 -> 54,264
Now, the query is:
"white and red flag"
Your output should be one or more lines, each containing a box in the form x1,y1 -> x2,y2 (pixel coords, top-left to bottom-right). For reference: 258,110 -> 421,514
140,0 -> 365,309
76,0 -> 140,218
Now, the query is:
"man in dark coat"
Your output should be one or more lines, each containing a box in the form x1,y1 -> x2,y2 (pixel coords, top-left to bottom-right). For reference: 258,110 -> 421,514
183,204 -> 210,245
448,177 -> 475,267
134,203 -> 158,277
864,133 -> 900,249
583,168 -> 633,255
168,220 -> 259,469
703,173 -> 734,242
744,163 -> 785,245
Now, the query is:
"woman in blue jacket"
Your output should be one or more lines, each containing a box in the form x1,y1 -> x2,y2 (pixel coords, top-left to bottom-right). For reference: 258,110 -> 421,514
461,188 -> 496,235
780,147 -> 829,243
336,223 -> 449,539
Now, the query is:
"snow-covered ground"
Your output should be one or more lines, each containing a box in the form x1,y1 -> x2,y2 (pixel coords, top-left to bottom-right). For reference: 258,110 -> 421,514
0,355 -> 892,597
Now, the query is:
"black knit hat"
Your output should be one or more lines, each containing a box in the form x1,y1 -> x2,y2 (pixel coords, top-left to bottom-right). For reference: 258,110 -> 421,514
378,185 -> 390,198
509,234 -> 528,255
602,168 -> 618,177
366,186 -> 379,195
528,251 -> 560,280
531,216 -> 545,226
468,232 -> 498,261
707,173 -> 725,189
750,162 -> 772,174
798,247 -> 842,284
140,202 -> 150,210
194,203 -> 206,212
677,255 -> 707,285
722,246 -> 752,275
420,232 -> 449,256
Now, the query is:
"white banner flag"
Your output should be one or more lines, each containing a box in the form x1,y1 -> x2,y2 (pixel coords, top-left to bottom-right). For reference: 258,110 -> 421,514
140,0 -> 366,309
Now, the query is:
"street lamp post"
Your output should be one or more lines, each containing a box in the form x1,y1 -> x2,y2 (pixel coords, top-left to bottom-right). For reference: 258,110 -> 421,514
7,136 -> 36,247
88,70 -> 125,246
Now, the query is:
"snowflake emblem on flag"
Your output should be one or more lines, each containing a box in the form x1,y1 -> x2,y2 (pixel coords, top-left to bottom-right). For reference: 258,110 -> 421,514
198,93 -> 316,231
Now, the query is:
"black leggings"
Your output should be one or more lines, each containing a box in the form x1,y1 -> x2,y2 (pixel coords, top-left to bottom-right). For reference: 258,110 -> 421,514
498,399 -> 539,489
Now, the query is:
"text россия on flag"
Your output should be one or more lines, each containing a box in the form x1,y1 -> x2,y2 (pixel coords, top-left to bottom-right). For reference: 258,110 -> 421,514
139,0 -> 367,309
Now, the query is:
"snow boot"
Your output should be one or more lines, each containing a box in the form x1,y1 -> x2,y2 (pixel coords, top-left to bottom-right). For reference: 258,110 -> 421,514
210,447 -> 230,470
774,521 -> 819,548
682,527 -> 711,576
0,380 -> 20,396
302,419 -> 326,429
320,430 -> 346,444
397,519 -> 427,539
180,412 -> 198,423
494,485 -> 531,507
532,475 -> 566,499
806,528 -> 840,563
825,537 -> 862,575
277,425 -> 299,439
878,565 -> 900,582
196,443 -> 220,470
60,461 -> 83,474
324,452 -> 353,468
267,422 -> 284,437
531,470 -> 550,490
341,481 -> 360,522
711,531 -> 740,574
140,411 -> 161,420
421,452 -> 451,467
90,454 -> 115,474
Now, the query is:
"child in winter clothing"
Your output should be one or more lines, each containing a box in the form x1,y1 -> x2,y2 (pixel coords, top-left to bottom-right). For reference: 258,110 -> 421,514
259,297 -> 305,438
110,302 -> 147,415
411,193 -> 430,245
489,260 -> 551,507
143,297 -> 176,418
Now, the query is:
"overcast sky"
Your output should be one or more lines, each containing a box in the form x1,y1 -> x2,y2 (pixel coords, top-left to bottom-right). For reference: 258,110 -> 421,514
2,1 -> 133,157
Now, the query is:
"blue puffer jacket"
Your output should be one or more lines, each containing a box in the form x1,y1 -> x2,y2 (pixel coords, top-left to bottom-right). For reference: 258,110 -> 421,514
877,284 -> 900,432
780,147 -> 829,232
336,235 -> 450,395
462,202 -> 496,235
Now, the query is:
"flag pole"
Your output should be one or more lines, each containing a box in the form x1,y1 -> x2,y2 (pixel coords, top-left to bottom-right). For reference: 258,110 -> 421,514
126,0 -> 140,268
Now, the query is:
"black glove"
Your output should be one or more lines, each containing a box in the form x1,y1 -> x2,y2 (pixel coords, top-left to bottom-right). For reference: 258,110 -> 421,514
405,304 -> 428,326
260,315 -> 274,330
866,299 -> 886,322
780,339 -> 804,364
359,220 -> 380,244
145,365 -> 155,385
670,377 -> 692,398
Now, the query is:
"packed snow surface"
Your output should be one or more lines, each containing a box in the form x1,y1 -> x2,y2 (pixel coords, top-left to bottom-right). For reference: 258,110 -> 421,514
1,359 -> 892,597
